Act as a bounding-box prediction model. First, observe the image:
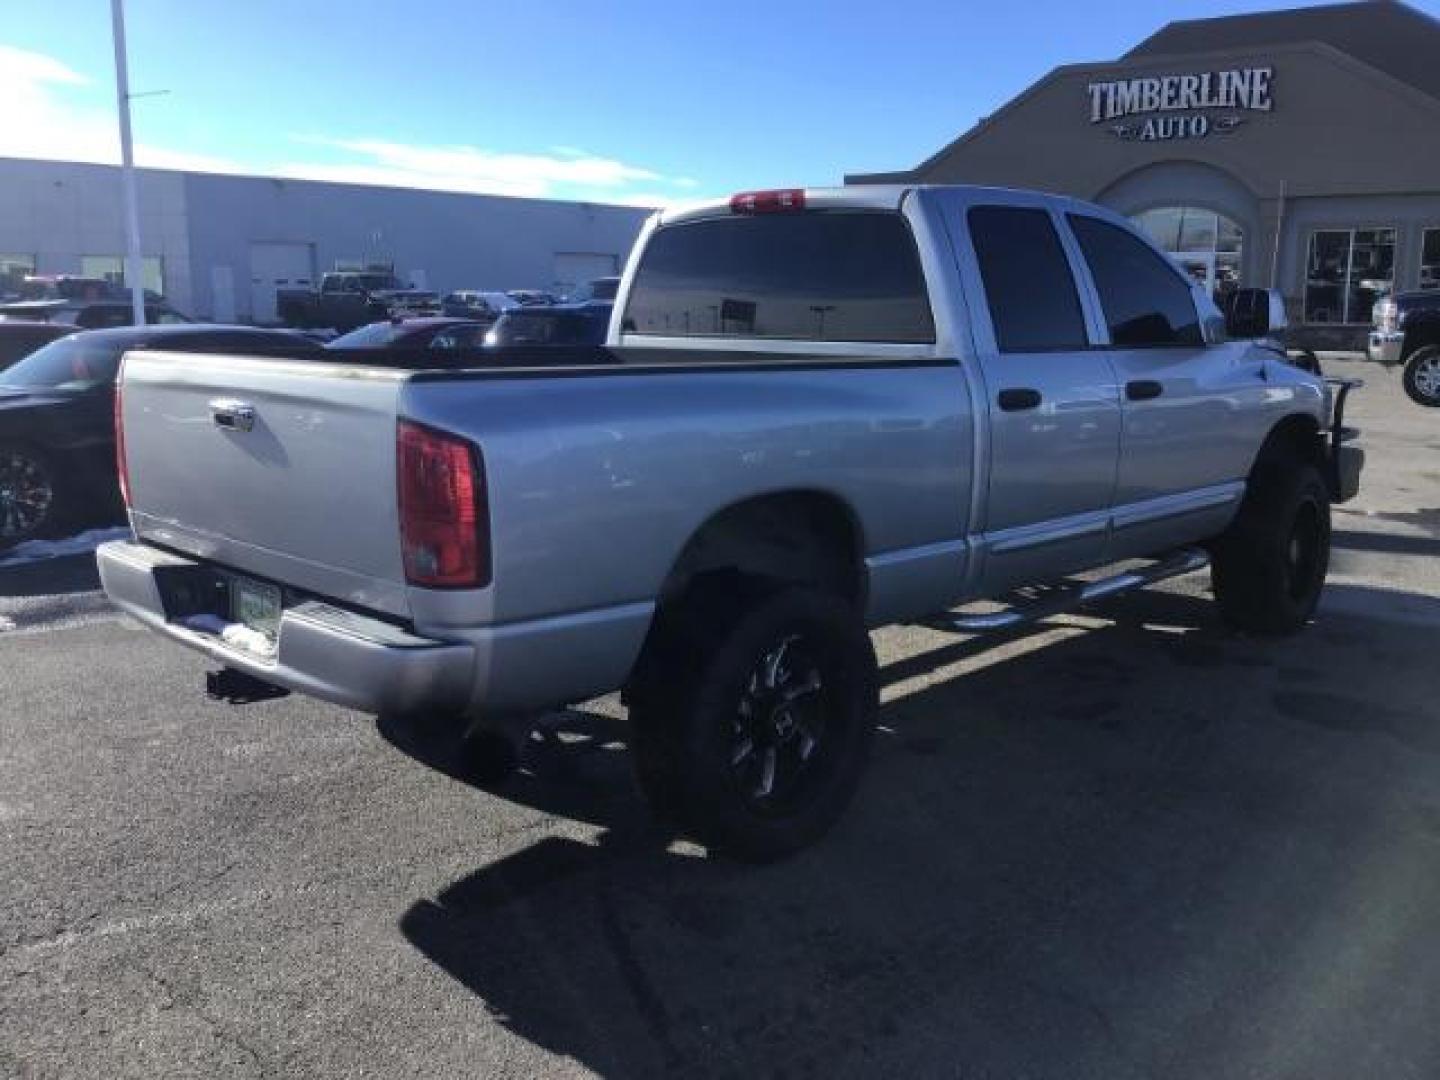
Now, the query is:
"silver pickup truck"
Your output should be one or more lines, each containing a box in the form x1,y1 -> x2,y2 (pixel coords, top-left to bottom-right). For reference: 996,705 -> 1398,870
100,185 -> 1362,860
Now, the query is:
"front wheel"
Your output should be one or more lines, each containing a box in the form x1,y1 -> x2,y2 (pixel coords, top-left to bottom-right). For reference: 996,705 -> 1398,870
1403,345 -> 1440,407
1211,460 -> 1331,635
629,588 -> 878,862
0,443 -> 62,552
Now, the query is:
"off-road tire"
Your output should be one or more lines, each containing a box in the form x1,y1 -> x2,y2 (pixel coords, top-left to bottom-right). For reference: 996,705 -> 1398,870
1211,457 -> 1331,636
628,587 -> 877,862
1402,344 -> 1440,407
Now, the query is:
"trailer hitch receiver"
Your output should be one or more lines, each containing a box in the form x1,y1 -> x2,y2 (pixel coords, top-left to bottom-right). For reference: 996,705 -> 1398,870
206,666 -> 291,705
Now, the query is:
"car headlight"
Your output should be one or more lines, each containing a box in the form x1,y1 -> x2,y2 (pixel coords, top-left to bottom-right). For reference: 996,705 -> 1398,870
482,330 -> 498,347
1372,297 -> 1398,332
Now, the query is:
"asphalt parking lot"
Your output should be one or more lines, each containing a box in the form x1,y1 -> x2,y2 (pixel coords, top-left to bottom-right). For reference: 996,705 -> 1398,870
3,356 -> 1439,1079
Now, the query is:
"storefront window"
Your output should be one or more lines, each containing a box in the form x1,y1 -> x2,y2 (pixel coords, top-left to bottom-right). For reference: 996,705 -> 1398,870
1131,207 -> 1244,303
1420,229 -> 1440,290
79,255 -> 165,297
0,253 -> 36,295
1217,216 -> 1243,254
1304,228 -> 1394,323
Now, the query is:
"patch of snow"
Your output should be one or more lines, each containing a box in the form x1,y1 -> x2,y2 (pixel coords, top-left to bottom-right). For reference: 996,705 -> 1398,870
0,527 -> 131,568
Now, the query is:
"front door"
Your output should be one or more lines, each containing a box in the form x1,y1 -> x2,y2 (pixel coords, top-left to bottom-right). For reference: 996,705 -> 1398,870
950,200 -> 1122,594
1065,213 -> 1250,559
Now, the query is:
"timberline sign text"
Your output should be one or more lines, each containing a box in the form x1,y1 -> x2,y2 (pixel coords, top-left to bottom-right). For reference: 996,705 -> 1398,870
1087,67 -> 1274,142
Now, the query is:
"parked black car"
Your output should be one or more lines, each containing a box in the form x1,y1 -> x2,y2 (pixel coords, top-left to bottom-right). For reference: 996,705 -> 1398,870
483,302 -> 613,347
0,321 -> 78,373
0,299 -> 191,329
325,317 -> 493,351
0,325 -> 320,549
1370,290 -> 1440,406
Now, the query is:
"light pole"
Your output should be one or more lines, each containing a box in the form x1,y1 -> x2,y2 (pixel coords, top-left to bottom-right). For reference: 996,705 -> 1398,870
110,0 -> 145,325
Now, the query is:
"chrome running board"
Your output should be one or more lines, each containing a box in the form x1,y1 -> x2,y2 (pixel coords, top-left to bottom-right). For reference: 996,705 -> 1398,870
921,547 -> 1210,634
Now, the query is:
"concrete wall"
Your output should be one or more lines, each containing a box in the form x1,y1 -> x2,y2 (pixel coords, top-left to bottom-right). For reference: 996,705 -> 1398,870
0,158 -> 194,312
0,156 -> 652,323
182,173 -> 651,321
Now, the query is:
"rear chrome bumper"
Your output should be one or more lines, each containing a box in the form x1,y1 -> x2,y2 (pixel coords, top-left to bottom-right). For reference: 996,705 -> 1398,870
97,540 -> 474,716
1367,329 -> 1404,366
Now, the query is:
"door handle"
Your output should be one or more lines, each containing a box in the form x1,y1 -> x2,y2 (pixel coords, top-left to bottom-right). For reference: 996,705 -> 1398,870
209,398 -> 256,432
997,388 -> 1042,412
1125,380 -> 1164,401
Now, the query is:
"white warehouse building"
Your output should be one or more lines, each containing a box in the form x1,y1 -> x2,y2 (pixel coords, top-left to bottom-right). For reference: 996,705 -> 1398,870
0,156 -> 653,323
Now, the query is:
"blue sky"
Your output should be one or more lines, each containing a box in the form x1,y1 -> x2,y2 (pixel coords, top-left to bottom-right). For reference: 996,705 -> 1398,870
4,0 -> 1436,206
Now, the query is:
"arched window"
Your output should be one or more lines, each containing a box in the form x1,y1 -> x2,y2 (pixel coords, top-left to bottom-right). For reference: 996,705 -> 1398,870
1130,207 -> 1243,303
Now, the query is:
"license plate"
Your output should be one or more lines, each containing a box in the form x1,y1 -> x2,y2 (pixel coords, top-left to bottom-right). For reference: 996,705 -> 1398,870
230,575 -> 282,639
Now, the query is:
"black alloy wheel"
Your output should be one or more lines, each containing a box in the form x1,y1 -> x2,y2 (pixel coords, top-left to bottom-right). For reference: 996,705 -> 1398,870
729,633 -> 832,814
0,445 -> 57,549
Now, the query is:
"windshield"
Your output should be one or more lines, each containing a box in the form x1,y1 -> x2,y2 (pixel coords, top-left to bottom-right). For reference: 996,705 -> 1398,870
0,335 -> 120,390
327,321 -> 406,348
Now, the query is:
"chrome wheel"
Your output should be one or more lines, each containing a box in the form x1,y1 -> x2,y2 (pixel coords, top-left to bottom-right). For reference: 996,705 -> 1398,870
0,448 -> 54,544
730,634 -> 828,812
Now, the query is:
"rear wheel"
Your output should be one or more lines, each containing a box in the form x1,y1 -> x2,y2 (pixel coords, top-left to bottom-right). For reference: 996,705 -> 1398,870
629,587 -> 877,862
1403,345 -> 1440,407
0,443 -> 61,551
1211,458 -> 1331,635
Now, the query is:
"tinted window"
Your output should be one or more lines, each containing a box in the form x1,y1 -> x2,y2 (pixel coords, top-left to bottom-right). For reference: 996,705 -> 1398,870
430,325 -> 488,349
1069,215 -> 1202,347
0,327 -> 70,367
968,207 -> 1086,352
0,336 -> 121,390
624,212 -> 934,343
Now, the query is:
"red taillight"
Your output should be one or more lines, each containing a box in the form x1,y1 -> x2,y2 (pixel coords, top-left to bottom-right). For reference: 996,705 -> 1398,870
114,379 -> 130,508
729,188 -> 806,214
397,420 -> 489,588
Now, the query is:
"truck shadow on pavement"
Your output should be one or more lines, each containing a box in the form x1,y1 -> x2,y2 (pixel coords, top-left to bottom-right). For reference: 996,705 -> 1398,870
384,583 -> 1440,1079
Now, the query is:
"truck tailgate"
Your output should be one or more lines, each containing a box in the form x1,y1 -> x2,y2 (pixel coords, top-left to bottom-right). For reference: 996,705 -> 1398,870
119,350 -> 413,617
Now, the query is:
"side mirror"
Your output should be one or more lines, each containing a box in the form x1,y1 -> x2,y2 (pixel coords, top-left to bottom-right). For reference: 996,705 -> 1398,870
1225,288 -> 1288,339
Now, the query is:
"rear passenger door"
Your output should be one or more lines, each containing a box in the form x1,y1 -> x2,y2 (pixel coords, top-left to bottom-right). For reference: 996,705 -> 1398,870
1065,214 -> 1248,559
955,201 -> 1122,593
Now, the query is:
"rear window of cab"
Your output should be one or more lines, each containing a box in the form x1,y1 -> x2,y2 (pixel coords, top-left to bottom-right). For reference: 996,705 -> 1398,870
622,211 -> 935,344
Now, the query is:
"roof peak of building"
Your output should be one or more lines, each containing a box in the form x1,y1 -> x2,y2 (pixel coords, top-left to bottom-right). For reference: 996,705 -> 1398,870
1124,1 -> 1440,104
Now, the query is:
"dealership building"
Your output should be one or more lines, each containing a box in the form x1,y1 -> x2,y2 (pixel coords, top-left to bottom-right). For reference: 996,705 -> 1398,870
0,156 -> 651,323
850,0 -> 1440,346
